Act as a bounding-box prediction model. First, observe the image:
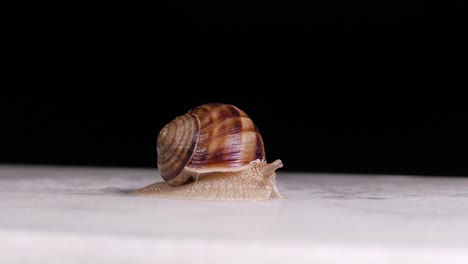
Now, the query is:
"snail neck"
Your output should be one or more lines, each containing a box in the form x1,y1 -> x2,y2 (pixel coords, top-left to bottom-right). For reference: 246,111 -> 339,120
166,159 -> 283,196
188,159 -> 283,193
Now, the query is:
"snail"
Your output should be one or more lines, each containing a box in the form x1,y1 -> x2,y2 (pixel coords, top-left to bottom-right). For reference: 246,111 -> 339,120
131,103 -> 284,201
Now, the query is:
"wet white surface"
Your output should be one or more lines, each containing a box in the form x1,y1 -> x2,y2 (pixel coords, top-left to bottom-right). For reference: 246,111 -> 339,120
1,164 -> 468,264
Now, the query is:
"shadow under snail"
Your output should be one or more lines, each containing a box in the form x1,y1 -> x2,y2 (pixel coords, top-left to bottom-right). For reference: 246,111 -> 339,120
131,103 -> 284,201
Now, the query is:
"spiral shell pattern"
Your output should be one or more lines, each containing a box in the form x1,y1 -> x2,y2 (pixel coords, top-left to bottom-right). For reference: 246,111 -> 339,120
156,103 -> 265,185
156,114 -> 199,182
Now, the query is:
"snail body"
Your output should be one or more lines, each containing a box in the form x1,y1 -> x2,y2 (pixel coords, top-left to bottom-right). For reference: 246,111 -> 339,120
132,103 -> 284,201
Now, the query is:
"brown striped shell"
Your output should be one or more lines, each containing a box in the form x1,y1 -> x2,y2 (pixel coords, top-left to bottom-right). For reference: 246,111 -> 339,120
157,103 -> 266,186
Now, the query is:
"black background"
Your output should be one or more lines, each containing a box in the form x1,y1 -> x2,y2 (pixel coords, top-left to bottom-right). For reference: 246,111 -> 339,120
3,1 -> 466,176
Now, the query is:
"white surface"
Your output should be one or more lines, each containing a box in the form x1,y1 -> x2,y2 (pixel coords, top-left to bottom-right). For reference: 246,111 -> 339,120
1,164 -> 468,264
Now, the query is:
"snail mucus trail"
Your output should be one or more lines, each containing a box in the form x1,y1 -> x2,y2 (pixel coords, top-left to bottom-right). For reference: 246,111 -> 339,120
131,103 -> 284,201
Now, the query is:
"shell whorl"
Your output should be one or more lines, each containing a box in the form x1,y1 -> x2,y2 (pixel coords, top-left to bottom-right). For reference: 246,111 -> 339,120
156,103 -> 265,186
156,113 -> 199,182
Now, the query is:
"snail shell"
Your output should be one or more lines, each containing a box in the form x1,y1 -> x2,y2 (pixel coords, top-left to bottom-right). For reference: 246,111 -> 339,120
131,103 -> 284,201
